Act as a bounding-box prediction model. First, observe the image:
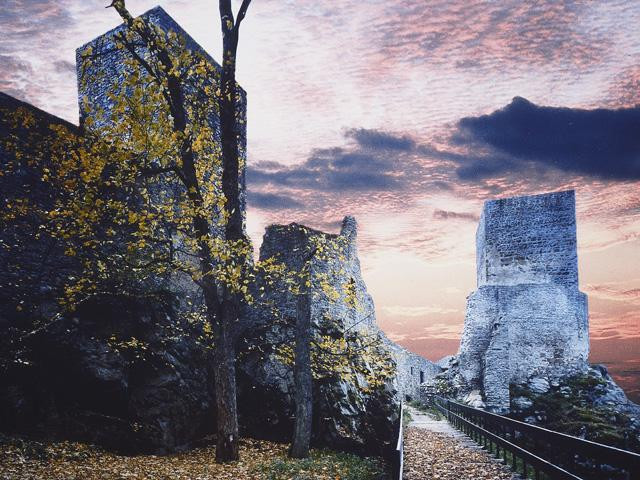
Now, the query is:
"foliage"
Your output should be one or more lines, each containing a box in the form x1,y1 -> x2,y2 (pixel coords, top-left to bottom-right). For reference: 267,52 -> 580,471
0,3 -> 293,367
402,408 -> 413,428
270,227 -> 396,394
433,378 -> 456,397
276,319 -> 396,392
406,400 -> 444,420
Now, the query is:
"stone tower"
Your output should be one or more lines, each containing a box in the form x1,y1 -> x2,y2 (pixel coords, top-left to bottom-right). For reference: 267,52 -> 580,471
75,6 -> 247,228
456,190 -> 589,413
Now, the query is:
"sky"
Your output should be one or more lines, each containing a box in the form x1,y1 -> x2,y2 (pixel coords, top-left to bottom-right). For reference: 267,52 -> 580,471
1,0 -> 639,400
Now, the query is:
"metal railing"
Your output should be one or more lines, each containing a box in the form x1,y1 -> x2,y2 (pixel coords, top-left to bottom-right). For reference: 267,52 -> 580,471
434,396 -> 640,480
392,401 -> 404,480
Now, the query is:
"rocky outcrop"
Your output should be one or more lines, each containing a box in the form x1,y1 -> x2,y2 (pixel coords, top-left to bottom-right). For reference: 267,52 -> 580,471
0,293 -> 215,454
509,365 -> 640,452
237,217 -> 438,455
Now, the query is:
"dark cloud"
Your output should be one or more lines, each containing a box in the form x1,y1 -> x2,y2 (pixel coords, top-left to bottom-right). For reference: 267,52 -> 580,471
454,156 -> 523,181
248,191 -> 304,210
452,97 -> 640,180
345,127 -> 415,151
433,209 -> 479,222
248,128 -> 422,194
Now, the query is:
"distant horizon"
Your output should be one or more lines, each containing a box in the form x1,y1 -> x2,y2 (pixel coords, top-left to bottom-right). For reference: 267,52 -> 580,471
2,0 -> 638,402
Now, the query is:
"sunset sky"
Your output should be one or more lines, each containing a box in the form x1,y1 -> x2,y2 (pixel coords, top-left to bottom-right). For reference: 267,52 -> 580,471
1,0 -> 639,400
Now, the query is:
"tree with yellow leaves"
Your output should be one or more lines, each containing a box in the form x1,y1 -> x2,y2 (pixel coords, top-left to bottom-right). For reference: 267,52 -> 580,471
0,0 -> 255,463
0,1 -> 395,463
102,0 -> 254,462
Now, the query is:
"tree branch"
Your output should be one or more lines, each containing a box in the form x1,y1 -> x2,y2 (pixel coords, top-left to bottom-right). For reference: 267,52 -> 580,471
235,0 -> 252,31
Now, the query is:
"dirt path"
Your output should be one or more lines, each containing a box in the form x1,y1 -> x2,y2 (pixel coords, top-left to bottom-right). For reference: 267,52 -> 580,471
403,406 -> 518,480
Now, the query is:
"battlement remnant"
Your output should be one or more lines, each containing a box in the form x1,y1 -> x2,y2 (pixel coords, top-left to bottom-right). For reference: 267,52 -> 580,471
456,191 -> 589,413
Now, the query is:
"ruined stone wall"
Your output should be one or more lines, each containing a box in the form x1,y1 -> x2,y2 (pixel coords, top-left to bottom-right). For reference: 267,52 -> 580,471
456,191 -> 589,413
0,92 -> 81,329
386,342 -> 441,401
247,216 -> 439,403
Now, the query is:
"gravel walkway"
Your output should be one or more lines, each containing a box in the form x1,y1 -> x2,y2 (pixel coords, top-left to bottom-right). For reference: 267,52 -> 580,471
403,407 -> 518,480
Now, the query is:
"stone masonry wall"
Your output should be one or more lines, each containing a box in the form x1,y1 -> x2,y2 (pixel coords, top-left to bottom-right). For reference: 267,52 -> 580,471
387,343 -> 441,401
457,191 -> 589,413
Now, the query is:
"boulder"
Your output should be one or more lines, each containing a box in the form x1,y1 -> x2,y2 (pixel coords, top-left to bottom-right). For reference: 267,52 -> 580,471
463,390 -> 486,409
528,377 -> 551,394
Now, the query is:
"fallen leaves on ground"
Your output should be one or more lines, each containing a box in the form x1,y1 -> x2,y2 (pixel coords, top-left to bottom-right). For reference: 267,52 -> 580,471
0,435 -> 388,480
403,427 -> 516,480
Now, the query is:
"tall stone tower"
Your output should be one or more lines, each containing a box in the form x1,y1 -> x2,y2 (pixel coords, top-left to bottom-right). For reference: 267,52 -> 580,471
456,190 -> 589,413
75,6 -> 247,228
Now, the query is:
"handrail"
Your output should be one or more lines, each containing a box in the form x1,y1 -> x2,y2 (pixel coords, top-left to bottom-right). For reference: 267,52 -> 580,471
435,396 -> 640,480
441,403 -> 580,479
395,401 -> 404,480
449,398 -> 640,465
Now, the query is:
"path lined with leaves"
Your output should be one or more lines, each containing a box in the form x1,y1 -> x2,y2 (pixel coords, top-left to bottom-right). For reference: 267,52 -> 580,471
403,407 -> 518,480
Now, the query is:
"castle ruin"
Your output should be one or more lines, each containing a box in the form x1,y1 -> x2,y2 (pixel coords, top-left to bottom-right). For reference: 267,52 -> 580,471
76,6 -> 247,230
455,190 -> 589,412
0,6 -> 435,454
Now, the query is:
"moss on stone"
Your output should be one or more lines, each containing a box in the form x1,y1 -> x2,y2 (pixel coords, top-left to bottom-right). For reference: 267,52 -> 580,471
509,375 -> 640,452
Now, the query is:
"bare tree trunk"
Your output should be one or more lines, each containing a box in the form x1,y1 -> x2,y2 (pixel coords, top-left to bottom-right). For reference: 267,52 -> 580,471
289,284 -> 313,458
213,294 -> 239,462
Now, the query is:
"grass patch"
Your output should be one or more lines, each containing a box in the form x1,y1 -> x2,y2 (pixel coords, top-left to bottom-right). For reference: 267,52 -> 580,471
256,449 -> 387,480
402,408 -> 413,428
406,399 -> 444,420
